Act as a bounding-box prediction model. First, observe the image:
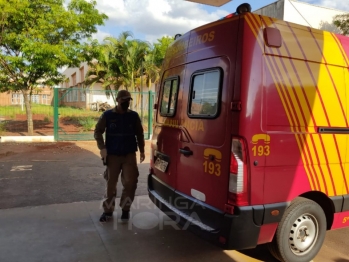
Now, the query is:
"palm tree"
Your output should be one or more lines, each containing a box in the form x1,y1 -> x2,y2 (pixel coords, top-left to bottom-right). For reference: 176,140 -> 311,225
142,50 -> 160,91
85,51 -> 117,104
85,32 -> 161,109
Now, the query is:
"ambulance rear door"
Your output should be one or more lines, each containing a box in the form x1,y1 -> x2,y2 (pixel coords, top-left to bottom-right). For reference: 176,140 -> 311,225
176,57 -> 231,211
152,65 -> 185,189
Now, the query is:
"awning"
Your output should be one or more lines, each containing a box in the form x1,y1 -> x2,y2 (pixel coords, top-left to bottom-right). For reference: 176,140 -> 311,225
185,0 -> 232,7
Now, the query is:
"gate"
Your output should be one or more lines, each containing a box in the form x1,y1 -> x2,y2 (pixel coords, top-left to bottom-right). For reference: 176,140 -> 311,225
53,88 -> 154,141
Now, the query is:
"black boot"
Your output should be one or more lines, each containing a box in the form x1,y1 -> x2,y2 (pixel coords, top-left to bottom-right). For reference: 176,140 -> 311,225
121,210 -> 130,221
99,212 -> 113,222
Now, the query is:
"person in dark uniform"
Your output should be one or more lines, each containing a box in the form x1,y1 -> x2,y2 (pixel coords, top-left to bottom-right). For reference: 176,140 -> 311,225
94,89 -> 145,222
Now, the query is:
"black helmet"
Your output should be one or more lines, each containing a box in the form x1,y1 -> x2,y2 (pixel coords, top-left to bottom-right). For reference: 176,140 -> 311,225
236,3 -> 252,14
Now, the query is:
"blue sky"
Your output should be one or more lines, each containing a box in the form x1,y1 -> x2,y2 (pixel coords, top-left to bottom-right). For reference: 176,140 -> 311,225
93,0 -> 349,44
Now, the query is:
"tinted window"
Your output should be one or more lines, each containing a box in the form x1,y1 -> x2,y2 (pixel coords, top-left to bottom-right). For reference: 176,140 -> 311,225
160,78 -> 179,116
189,70 -> 221,117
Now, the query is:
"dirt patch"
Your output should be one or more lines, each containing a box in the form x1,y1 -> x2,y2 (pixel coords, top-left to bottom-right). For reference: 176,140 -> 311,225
0,140 -> 151,160
0,141 -> 85,159
0,114 -> 82,136
0,151 -> 16,158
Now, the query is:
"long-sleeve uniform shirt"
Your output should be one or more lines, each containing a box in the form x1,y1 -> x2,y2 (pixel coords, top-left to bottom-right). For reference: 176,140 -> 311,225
94,107 -> 144,154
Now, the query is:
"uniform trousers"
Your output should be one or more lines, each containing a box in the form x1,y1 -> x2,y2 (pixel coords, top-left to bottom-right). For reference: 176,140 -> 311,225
102,153 -> 139,212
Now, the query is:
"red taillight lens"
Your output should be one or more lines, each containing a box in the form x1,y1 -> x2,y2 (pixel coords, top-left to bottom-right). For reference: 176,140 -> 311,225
230,154 -> 238,174
228,138 -> 248,207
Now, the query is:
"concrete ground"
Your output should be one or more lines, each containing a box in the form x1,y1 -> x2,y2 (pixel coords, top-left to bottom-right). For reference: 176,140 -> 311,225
0,197 -> 279,262
0,141 -> 348,262
0,141 -> 150,209
0,140 -> 277,262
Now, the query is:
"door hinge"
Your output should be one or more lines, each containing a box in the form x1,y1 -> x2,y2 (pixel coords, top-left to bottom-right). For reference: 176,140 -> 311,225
231,101 -> 242,111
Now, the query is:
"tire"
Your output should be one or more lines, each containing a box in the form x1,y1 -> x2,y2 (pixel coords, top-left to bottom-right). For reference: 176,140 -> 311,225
268,197 -> 327,262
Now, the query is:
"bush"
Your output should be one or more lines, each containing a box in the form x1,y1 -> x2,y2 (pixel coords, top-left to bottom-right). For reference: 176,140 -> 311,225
0,121 -> 7,135
78,117 -> 96,132
43,116 -> 51,123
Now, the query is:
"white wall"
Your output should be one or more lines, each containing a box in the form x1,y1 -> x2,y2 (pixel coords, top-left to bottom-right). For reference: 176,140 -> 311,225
283,0 -> 346,29
254,0 -> 347,30
60,62 -> 88,88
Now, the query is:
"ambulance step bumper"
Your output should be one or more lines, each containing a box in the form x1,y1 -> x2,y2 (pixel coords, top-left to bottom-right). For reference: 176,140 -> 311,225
148,174 -> 261,250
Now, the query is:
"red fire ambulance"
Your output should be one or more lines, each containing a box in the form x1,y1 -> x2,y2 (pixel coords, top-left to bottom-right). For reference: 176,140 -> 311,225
147,10 -> 349,262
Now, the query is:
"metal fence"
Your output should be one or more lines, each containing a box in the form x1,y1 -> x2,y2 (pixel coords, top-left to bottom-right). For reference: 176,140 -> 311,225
53,88 -> 155,141
0,88 -> 155,141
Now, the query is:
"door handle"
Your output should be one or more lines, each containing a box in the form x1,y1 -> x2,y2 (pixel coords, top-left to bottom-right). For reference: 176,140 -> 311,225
179,148 -> 193,156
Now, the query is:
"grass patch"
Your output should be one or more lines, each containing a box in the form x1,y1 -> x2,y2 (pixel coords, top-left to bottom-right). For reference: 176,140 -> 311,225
0,104 -> 101,119
0,104 -> 54,119
78,117 -> 97,132
0,104 -> 151,134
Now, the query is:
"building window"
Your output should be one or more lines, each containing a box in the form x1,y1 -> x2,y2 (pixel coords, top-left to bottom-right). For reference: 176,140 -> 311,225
31,95 -> 39,104
73,89 -> 78,102
160,77 -> 179,117
80,66 -> 84,83
72,73 -> 76,86
11,93 -> 23,104
80,90 -> 86,102
188,69 -> 221,118
42,94 -> 50,104
65,89 -> 73,102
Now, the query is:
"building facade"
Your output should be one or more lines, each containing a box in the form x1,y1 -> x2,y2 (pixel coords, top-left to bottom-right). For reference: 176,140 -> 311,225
0,87 -> 53,106
58,62 -> 94,109
60,62 -> 155,111
253,0 -> 347,31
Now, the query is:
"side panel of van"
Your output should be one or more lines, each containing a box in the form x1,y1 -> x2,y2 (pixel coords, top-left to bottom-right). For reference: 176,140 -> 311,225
260,17 -> 349,203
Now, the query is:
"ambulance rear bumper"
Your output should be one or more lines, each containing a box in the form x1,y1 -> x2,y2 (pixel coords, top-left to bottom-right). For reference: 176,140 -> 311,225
148,174 -> 261,250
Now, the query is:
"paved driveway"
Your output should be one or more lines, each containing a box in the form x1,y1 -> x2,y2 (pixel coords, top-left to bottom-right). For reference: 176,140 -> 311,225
0,141 -> 150,209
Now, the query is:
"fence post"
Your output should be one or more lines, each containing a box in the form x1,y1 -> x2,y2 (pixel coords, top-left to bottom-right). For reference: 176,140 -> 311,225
53,88 -> 59,141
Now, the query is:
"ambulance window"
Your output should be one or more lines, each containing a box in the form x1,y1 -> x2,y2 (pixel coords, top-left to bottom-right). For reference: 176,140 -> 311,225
160,77 -> 179,116
189,69 -> 221,118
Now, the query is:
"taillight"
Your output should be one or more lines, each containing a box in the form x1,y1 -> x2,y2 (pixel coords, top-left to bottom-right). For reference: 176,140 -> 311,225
228,138 -> 248,206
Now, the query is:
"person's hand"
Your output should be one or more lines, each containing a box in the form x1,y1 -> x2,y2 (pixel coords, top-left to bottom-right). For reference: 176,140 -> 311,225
140,152 -> 145,163
100,149 -> 107,163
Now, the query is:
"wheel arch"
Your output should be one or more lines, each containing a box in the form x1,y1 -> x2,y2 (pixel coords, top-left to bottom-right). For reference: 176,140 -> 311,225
300,191 -> 334,230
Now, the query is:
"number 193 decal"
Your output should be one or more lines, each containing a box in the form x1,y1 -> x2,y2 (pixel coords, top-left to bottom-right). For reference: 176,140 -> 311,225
251,134 -> 271,156
252,145 -> 270,156
203,148 -> 222,177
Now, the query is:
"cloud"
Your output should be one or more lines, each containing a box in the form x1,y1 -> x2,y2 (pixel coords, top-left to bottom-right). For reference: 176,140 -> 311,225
93,0 -> 349,44
304,0 -> 349,11
92,30 -> 112,42
95,0 -> 228,43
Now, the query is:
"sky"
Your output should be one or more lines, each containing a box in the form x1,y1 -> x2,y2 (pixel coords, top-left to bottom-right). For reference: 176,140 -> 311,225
93,0 -> 349,44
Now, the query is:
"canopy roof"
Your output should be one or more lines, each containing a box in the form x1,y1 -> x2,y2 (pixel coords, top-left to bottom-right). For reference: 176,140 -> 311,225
185,0 -> 232,7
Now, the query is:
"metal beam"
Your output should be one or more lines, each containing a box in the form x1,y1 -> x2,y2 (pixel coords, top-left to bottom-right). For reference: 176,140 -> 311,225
185,0 -> 232,7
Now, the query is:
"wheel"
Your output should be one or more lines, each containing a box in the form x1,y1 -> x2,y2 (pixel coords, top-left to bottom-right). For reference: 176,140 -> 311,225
268,197 -> 327,262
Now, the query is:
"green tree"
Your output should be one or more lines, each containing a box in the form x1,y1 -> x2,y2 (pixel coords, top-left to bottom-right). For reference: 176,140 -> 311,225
0,0 -> 107,135
142,53 -> 160,90
86,32 -> 173,103
85,43 -> 121,104
153,36 -> 174,68
333,13 -> 349,35
114,34 -> 150,91
137,36 -> 174,92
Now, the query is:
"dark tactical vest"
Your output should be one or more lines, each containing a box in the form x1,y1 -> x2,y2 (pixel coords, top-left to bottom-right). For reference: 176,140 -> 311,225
104,109 -> 138,155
